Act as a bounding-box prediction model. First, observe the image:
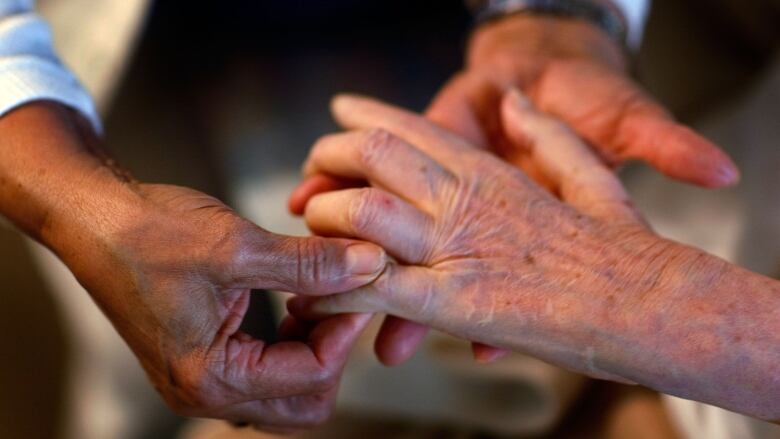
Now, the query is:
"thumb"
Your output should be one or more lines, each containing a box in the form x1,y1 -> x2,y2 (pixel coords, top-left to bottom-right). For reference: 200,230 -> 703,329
230,231 -> 387,295
534,59 -> 739,188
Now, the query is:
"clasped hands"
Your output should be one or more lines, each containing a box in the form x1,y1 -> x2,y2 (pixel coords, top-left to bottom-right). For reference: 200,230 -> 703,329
65,17 -> 738,433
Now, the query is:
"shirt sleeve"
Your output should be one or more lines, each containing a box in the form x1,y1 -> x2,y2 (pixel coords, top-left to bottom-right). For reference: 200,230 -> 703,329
611,0 -> 651,50
0,0 -> 101,133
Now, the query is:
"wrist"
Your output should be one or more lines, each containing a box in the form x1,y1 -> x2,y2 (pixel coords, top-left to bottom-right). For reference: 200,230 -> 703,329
529,226 -> 679,382
467,14 -> 626,74
563,228 -> 726,385
0,102 -> 144,260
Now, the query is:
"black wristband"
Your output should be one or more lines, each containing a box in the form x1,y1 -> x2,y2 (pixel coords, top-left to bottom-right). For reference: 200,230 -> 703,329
468,0 -> 628,48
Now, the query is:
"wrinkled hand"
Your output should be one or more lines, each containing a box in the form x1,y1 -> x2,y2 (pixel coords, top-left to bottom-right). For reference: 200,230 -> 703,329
291,15 -> 738,365
289,92 -> 660,383
64,183 -> 385,432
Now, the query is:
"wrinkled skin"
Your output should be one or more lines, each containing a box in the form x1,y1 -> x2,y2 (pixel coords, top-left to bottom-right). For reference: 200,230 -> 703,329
292,93 -> 780,422
0,103 -> 387,432
290,15 -> 740,365
291,91 -> 652,379
78,184 -> 383,432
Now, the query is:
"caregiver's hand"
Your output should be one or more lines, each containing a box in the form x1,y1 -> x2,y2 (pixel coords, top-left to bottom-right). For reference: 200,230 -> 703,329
0,103 -> 386,433
293,93 -> 780,422
428,14 -> 739,187
84,185 -> 379,432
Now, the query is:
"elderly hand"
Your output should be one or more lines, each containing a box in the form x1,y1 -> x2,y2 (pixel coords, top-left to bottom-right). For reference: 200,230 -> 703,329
291,94 -> 780,422
290,91 -> 657,384
291,14 -> 740,365
0,103 -> 388,433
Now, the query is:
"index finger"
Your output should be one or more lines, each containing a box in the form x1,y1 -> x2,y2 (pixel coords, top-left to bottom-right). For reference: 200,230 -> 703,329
331,94 -> 478,166
219,313 -> 370,403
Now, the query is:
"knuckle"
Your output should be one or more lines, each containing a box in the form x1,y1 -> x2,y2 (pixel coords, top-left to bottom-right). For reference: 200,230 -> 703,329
210,220 -> 256,277
293,236 -> 331,290
347,188 -> 385,235
360,128 -> 400,169
310,367 -> 339,393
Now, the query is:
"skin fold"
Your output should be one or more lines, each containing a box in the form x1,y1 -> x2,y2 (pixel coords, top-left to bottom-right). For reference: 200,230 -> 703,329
0,102 -> 388,431
290,14 -> 740,366
290,92 -> 780,422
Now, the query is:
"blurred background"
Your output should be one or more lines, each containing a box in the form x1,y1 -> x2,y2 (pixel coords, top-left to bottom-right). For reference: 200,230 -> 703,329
0,0 -> 778,438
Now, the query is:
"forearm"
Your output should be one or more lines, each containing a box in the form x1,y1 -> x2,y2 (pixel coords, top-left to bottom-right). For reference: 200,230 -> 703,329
0,103 -> 140,257
559,234 -> 780,420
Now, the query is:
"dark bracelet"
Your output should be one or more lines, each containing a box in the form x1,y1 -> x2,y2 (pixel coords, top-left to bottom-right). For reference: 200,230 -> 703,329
467,0 -> 628,48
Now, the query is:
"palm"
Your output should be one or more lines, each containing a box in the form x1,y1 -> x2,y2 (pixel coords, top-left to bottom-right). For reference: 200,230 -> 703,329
428,57 -> 738,188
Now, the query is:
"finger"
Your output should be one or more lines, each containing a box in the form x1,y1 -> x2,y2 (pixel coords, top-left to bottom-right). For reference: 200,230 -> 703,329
472,342 -> 510,364
426,72 -> 555,189
277,314 -> 311,342
331,94 -> 478,166
288,174 -> 361,216
534,60 -> 739,187
227,230 -> 387,295
621,114 -> 740,188
304,188 -> 434,264
302,264 -> 438,327
502,88 -> 642,224
374,316 -> 429,366
214,387 -> 338,432
236,313 -> 370,400
303,129 -> 455,212
425,72 -> 491,148
287,296 -> 431,369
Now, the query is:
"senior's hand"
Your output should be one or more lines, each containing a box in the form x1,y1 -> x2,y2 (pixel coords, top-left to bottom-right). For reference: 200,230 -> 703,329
291,14 -> 740,366
290,92 -> 657,384
292,95 -> 780,422
428,14 -> 739,187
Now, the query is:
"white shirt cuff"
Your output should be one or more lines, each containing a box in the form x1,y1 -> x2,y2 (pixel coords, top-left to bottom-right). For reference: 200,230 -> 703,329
0,56 -> 102,133
611,0 -> 651,50
0,8 -> 102,134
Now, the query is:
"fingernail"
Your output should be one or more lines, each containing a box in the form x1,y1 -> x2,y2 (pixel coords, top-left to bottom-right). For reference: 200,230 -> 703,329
507,87 -> 532,110
346,243 -> 386,276
715,162 -> 740,186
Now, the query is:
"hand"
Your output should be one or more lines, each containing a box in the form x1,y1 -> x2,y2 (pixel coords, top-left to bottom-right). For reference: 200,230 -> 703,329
56,182 -> 386,432
290,15 -> 740,366
289,92 -> 660,385
292,95 -> 780,422
428,14 -> 739,187
0,102 -> 388,432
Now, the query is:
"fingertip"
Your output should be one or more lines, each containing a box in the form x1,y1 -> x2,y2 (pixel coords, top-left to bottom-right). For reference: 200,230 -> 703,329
472,343 -> 510,364
711,160 -> 741,188
623,117 -> 741,188
500,88 -> 536,154
505,87 -> 533,111
345,242 -> 387,279
289,174 -> 355,216
331,93 -> 370,117
288,182 -> 311,216
374,317 -> 428,366
310,312 -> 373,364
